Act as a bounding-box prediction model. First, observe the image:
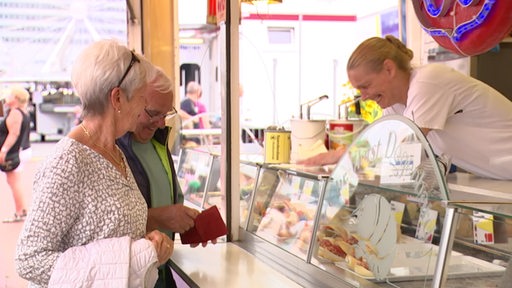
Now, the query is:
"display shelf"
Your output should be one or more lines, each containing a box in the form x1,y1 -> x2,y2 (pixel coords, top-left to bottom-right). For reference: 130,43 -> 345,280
237,115 -> 512,287
334,239 -> 505,282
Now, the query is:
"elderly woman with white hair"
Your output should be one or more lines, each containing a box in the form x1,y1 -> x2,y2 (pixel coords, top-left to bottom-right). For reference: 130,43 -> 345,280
15,39 -> 174,288
0,85 -> 31,222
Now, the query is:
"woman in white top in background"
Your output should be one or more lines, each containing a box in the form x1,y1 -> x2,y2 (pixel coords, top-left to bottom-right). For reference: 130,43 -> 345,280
346,35 -> 512,180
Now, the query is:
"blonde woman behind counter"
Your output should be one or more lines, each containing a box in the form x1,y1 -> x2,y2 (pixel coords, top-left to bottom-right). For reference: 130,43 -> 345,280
301,35 -> 512,180
15,40 -> 173,288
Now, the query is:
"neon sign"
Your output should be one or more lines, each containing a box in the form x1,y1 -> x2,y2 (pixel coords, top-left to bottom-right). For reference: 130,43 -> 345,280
427,1 -> 493,42
412,0 -> 512,56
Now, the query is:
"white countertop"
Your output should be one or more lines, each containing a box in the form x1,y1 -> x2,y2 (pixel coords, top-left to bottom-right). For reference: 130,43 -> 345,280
170,242 -> 302,288
446,172 -> 512,217
448,172 -> 512,201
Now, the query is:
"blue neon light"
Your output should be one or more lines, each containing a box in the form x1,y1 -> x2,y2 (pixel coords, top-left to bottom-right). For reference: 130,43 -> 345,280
424,0 -> 449,17
422,0 -> 495,43
458,0 -> 480,7
452,1 -> 492,41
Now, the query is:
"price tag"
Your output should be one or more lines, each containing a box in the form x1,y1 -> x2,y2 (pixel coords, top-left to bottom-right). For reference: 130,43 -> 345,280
473,211 -> 494,244
302,180 -> 314,197
390,200 -> 405,226
291,177 -> 301,194
415,207 -> 438,243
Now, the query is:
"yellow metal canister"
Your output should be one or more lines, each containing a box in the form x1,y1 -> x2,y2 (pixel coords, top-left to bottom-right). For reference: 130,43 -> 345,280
264,128 -> 291,164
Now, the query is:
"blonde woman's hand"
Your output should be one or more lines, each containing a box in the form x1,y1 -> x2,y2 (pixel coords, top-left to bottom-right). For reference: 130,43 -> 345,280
146,230 -> 174,265
296,148 -> 345,166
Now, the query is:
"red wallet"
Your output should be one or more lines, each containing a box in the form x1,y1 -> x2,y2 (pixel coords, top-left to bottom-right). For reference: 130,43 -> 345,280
180,205 -> 228,244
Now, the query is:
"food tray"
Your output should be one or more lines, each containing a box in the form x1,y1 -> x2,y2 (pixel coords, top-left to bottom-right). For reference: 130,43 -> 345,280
334,242 -> 505,282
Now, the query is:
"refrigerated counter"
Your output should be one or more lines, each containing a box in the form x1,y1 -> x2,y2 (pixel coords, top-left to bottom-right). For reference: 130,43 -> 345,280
171,115 -> 512,288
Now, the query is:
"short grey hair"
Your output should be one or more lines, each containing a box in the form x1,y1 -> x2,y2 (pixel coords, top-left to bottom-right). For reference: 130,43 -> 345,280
71,39 -> 151,117
148,66 -> 173,95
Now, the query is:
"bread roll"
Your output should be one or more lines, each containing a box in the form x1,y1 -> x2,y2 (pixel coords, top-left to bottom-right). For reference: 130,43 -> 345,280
318,246 -> 345,262
335,238 -> 355,256
354,263 -> 374,278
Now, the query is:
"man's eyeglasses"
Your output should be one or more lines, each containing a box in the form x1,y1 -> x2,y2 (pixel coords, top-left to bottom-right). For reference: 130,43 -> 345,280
116,50 -> 140,88
144,107 -> 178,122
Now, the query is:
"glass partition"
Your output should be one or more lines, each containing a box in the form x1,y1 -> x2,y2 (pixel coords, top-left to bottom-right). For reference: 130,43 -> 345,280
202,154 -> 222,209
247,165 -> 330,260
239,161 -> 260,229
177,148 -> 214,209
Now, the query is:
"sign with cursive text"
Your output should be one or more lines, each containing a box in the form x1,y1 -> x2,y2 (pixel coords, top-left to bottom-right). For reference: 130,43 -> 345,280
381,143 -> 422,184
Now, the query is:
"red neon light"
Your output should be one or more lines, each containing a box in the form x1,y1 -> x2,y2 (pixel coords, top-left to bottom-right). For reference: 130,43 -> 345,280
302,15 -> 357,22
242,13 -> 356,22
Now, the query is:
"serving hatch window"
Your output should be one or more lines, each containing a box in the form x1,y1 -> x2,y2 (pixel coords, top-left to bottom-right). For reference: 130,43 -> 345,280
267,27 -> 294,45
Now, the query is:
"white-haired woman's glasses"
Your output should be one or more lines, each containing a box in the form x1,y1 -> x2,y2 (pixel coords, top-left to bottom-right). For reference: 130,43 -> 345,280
144,107 -> 177,122
116,51 -> 140,88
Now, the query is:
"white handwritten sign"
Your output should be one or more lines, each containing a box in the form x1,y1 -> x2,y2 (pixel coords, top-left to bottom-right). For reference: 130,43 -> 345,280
380,143 -> 421,184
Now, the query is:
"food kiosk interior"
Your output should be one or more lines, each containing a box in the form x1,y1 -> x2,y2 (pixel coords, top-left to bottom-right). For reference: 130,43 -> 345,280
172,115 -> 511,288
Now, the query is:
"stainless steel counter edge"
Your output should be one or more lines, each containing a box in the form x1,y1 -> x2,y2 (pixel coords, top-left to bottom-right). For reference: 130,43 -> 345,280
169,239 -> 305,288
169,230 -> 384,288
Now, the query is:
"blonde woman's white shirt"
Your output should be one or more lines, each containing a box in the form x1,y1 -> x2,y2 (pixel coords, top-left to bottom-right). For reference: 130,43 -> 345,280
385,63 -> 512,180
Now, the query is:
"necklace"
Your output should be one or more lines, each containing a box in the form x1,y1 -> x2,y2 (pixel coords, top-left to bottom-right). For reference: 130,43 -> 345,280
80,123 -> 126,176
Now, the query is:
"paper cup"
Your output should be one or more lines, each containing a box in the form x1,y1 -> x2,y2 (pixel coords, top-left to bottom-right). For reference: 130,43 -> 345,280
327,119 -> 366,150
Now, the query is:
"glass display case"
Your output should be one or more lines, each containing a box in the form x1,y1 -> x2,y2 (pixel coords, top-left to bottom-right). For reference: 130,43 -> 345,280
174,116 -> 511,287
236,115 -> 511,288
245,165 -> 331,261
177,148 -> 217,209
177,147 -> 260,228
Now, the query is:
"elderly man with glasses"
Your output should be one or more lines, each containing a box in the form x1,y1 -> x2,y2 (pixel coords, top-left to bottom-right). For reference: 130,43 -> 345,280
117,66 -> 205,288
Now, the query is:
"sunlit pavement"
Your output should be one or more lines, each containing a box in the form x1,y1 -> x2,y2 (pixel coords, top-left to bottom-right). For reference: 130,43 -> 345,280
0,137 -> 60,288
